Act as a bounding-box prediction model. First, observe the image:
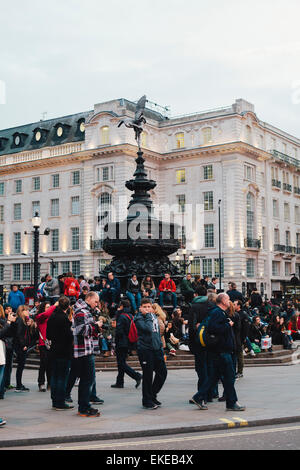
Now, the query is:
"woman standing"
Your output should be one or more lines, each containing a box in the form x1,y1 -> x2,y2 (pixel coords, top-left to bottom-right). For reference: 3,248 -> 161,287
35,301 -> 56,392
14,305 -> 38,392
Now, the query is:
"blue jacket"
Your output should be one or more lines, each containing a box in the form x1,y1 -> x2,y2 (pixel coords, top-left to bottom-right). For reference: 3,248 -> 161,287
134,312 -> 163,351
8,290 -> 25,312
207,305 -> 235,353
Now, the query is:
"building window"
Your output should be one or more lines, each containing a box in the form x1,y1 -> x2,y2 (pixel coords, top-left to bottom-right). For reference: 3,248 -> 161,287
246,259 -> 255,278
177,195 -> 186,213
71,227 -> 80,250
15,180 -> 22,193
285,230 -> 291,247
72,261 -> 81,277
284,203 -> 290,222
244,164 -> 256,182
51,229 -> 59,252
13,264 -> 21,281
175,133 -> 185,149
0,182 -> 4,196
61,261 -> 70,273
246,193 -> 255,239
72,171 -> 80,186
14,232 -> 21,254
273,199 -> 279,218
71,196 -> 80,216
0,206 -> 4,222
51,199 -> 59,217
204,224 -> 214,248
272,261 -> 280,276
190,257 -> 201,275
262,227 -> 266,250
0,233 -> 3,255
176,169 -> 186,184
202,259 -> 212,277
32,177 -> 41,191
204,191 -> 214,211
297,233 -> 300,249
178,226 -> 186,248
97,166 -> 114,182
100,126 -> 110,145
0,265 -> 4,281
214,258 -> 224,277
203,165 -> 213,180
274,228 -> 280,245
97,193 -> 112,231
14,203 -> 22,221
32,201 -> 40,218
51,174 -> 60,188
23,263 -> 31,281
261,197 -> 266,216
285,262 -> 291,277
52,262 -> 59,278
202,127 -> 212,145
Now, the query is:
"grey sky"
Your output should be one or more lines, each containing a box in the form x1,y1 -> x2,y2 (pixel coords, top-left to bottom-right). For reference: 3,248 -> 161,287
1,0 -> 300,137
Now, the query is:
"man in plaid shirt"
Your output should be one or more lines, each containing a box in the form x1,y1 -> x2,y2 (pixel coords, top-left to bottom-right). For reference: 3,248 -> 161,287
73,291 -> 103,417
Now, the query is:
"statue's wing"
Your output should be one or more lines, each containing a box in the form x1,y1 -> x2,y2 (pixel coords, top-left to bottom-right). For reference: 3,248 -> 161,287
135,95 -> 147,121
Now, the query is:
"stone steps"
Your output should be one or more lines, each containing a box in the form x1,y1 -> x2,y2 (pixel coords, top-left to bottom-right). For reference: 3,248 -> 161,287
19,344 -> 300,371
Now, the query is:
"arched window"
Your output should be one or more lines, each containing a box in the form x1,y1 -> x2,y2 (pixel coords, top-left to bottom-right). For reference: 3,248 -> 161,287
97,192 -> 112,235
100,126 -> 110,145
175,132 -> 185,149
246,192 -> 255,240
202,127 -> 212,145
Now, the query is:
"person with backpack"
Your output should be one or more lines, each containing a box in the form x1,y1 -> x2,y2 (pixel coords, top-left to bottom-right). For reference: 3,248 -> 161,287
111,306 -> 142,389
134,298 -> 167,410
64,272 -> 80,305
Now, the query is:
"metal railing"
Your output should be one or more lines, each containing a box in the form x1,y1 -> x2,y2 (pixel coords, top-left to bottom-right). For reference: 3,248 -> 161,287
245,238 -> 261,249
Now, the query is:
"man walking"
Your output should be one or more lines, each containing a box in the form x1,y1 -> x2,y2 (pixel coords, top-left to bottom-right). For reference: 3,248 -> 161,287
72,291 -> 103,417
135,298 -> 167,410
111,310 -> 142,389
191,293 -> 245,412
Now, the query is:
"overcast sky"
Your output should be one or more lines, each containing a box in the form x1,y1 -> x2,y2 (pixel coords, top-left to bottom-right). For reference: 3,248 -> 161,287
1,0 -> 300,137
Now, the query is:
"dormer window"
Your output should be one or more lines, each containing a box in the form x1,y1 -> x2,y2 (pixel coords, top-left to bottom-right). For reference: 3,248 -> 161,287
0,137 -> 9,151
31,127 -> 49,146
53,123 -> 71,141
75,118 -> 86,138
11,132 -> 28,149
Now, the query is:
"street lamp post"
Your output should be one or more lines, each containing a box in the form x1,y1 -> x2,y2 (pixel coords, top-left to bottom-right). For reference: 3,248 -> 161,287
32,213 -> 41,302
218,199 -> 222,292
175,249 -> 194,276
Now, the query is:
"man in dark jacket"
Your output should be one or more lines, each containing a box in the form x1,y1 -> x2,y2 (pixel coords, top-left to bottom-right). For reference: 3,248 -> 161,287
180,274 -> 195,304
188,286 -> 212,410
227,282 -> 244,303
46,296 -> 74,411
111,311 -> 142,389
191,293 -> 245,412
134,298 -> 167,410
234,300 -> 250,377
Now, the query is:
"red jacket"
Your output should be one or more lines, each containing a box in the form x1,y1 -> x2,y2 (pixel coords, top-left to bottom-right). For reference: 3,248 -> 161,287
159,279 -> 176,293
64,277 -> 80,298
36,305 -> 56,346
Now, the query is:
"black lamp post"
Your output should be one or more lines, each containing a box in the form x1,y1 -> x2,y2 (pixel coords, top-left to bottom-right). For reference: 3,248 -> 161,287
218,199 -> 222,292
32,213 -> 41,302
175,249 -> 194,275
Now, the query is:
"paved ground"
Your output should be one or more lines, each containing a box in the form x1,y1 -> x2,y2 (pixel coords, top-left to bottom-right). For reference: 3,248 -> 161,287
1,364 -> 300,447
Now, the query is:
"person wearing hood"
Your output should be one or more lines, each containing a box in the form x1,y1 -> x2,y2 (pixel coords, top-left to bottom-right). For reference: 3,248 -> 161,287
134,298 -> 167,410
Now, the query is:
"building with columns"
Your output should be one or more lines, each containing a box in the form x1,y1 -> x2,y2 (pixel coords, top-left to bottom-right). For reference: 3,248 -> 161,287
0,97 -> 300,298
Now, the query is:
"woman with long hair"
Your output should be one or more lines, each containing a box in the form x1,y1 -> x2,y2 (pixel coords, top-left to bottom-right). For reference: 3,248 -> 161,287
14,305 -> 38,392
152,303 -> 167,349
287,312 -> 300,341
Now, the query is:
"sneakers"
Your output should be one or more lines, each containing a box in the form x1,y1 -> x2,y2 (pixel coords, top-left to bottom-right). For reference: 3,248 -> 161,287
39,385 -> 46,392
15,386 -> 30,392
78,407 -> 101,417
152,398 -> 162,407
143,404 -> 158,410
52,404 -> 74,411
65,396 -> 73,403
0,418 -> 6,426
90,397 -> 104,405
190,397 -> 208,410
226,403 -> 246,412
135,376 -> 142,389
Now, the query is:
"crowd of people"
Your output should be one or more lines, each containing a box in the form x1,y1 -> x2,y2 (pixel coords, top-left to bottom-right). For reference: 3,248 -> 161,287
0,270 -> 299,427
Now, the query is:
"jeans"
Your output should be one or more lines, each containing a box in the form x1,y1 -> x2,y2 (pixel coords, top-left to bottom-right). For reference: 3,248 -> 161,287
74,355 -> 95,413
51,357 -> 71,407
15,349 -> 27,389
116,347 -> 141,386
38,346 -> 52,386
193,352 -> 237,408
159,292 -> 177,308
66,358 -> 99,402
0,365 -> 5,398
137,348 -> 167,407
194,350 -> 210,400
126,292 -> 142,312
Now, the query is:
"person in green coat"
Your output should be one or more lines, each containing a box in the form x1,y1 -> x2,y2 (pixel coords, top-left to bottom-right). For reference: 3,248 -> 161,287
180,274 -> 195,303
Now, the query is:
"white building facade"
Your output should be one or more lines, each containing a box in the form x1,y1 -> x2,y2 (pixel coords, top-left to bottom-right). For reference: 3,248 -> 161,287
0,97 -> 300,298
